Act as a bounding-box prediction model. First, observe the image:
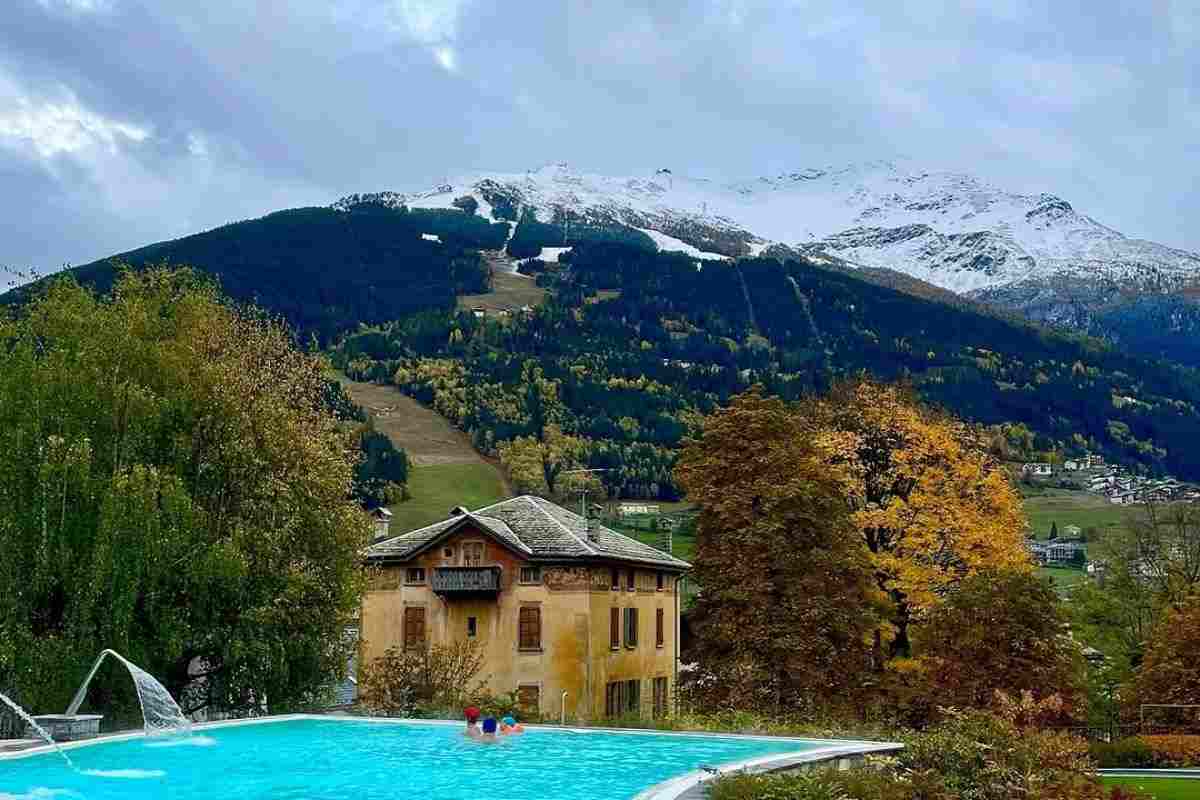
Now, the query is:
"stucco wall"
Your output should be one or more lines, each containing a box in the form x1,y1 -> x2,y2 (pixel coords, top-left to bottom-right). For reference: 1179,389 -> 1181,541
360,523 -> 679,722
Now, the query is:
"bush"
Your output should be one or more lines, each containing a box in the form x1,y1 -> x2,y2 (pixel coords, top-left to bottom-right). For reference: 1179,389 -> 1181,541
710,765 -> 1129,800
1139,734 -> 1200,767
898,709 -> 1099,800
359,640 -> 485,716
1090,735 -> 1200,768
1090,737 -> 1153,768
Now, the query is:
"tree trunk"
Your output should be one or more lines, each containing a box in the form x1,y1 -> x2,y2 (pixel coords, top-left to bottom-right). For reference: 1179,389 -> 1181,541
889,595 -> 912,659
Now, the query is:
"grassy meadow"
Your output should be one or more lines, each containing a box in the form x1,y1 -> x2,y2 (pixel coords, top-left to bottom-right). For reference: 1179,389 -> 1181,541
388,462 -> 509,532
1101,776 -> 1198,799
1020,486 -> 1131,539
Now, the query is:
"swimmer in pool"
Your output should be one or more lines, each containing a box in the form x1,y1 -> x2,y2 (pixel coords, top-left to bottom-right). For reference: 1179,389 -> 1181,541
480,716 -> 500,741
500,715 -> 524,734
464,706 -> 482,739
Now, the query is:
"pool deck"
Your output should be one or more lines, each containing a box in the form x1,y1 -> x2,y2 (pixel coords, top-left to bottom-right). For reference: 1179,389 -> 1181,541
633,739 -> 904,800
1,712 -> 904,800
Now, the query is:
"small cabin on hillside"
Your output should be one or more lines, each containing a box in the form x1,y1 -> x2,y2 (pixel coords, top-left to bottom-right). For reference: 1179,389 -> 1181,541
1021,462 -> 1053,477
618,503 -> 661,516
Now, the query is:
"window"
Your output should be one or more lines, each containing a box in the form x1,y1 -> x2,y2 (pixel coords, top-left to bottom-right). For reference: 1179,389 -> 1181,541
610,607 -> 620,650
518,606 -> 541,651
403,606 -> 425,650
443,546 -> 454,559
605,681 -> 622,717
517,684 -> 540,713
656,571 -> 664,591
656,608 -> 665,648
624,607 -> 639,648
624,679 -> 641,714
519,566 -> 542,585
610,567 -> 620,590
603,681 -> 641,718
625,568 -> 636,591
404,567 -> 426,585
462,541 -> 485,566
653,677 -> 668,718
467,616 -> 477,638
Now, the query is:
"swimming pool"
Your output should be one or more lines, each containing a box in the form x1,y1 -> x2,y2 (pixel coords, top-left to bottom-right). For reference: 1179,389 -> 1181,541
0,716 -> 897,800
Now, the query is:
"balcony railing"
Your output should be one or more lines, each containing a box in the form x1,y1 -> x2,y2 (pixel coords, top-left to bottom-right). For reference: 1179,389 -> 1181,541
432,566 -> 502,595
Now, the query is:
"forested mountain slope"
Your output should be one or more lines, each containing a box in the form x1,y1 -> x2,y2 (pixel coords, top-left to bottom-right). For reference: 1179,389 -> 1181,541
8,199 -> 1200,496
333,241 -> 1200,496
4,204 -> 508,341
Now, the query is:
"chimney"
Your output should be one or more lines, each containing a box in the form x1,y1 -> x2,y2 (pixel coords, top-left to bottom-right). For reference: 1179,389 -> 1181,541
586,502 -> 603,542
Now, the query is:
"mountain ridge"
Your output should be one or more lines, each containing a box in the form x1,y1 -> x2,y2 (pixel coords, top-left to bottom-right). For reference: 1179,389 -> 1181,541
345,161 -> 1199,362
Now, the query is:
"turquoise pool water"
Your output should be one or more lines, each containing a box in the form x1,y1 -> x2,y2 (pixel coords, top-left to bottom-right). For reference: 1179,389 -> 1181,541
0,717 -> 822,800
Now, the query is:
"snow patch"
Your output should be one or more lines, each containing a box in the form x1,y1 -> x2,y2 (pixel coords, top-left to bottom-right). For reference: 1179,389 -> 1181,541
637,228 -> 727,260
539,247 -> 571,263
420,233 -> 440,243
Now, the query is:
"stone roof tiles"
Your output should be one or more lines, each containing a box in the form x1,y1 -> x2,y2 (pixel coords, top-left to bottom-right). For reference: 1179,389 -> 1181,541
365,495 -> 689,570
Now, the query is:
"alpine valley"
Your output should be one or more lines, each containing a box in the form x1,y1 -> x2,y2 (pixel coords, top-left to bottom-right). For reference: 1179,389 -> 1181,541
7,161 -> 1200,495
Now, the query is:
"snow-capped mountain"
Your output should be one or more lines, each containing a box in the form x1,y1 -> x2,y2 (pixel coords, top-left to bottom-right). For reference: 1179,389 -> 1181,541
355,161 -> 1199,295
338,161 -> 1200,360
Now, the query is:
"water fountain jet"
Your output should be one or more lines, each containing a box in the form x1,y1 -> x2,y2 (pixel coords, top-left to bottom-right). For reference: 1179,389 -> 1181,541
63,649 -> 191,738
0,691 -> 77,770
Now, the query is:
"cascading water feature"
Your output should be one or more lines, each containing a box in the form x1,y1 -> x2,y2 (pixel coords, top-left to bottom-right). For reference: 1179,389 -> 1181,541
65,649 -> 192,737
0,690 -> 76,770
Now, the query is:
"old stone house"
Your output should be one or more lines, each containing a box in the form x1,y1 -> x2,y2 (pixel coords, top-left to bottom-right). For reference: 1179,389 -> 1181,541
360,496 -> 690,722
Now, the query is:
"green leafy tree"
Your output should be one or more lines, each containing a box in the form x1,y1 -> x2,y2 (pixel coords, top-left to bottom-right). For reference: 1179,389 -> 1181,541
0,268 -> 369,717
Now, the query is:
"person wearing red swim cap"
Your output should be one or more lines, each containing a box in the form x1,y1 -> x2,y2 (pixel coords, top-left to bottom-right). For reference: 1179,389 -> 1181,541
463,706 -> 482,738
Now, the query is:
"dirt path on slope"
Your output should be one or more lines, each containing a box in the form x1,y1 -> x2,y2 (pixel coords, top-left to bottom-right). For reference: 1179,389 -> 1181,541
338,377 -> 509,488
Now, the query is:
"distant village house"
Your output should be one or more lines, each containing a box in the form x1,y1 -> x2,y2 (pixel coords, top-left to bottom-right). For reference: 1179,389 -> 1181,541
618,503 -> 661,516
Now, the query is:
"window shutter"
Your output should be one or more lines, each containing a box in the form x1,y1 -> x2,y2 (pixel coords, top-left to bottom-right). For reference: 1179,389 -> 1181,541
656,608 -> 664,647
519,606 -> 541,650
404,607 -> 425,649
610,607 -> 620,649
624,607 -> 638,647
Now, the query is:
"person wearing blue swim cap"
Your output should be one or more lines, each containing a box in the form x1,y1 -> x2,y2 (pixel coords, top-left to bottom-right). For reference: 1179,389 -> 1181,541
481,716 -> 499,740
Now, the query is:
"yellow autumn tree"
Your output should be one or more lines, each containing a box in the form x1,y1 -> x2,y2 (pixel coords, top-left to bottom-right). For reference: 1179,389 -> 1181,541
498,424 -> 587,496
806,380 -> 1031,660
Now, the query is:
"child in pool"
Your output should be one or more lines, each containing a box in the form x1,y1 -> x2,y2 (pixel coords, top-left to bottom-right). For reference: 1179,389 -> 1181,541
480,716 -> 500,741
463,706 -> 482,739
499,716 -> 524,734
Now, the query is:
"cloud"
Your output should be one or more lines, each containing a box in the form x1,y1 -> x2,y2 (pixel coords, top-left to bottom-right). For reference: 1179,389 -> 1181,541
333,0 -> 465,71
36,0 -> 112,13
0,0 -> 1197,278
0,75 -> 149,162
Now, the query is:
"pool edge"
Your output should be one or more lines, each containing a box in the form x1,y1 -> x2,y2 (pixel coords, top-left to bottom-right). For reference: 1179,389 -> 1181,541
632,740 -> 905,800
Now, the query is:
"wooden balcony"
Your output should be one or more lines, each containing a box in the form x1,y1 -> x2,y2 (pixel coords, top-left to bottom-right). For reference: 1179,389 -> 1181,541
432,566 -> 502,595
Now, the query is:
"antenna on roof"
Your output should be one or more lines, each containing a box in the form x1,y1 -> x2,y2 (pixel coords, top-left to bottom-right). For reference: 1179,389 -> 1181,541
561,468 -> 610,541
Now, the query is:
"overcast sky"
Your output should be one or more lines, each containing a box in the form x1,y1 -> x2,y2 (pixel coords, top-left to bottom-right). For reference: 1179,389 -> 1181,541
2,0 -> 1197,282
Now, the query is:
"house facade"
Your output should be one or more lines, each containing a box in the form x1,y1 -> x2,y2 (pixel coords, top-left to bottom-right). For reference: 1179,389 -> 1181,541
360,496 -> 689,722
